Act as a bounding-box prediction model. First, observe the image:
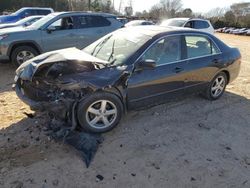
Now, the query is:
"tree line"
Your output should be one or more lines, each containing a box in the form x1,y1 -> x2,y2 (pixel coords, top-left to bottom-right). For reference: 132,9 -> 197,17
134,1 -> 250,28
208,3 -> 250,29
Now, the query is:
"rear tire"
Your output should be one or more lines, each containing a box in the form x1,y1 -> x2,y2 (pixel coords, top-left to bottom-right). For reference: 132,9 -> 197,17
77,92 -> 123,133
204,72 -> 228,100
11,46 -> 38,67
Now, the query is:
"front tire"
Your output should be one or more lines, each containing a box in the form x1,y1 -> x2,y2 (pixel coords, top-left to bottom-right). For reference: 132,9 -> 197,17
204,72 -> 228,100
11,46 -> 38,67
77,92 -> 123,133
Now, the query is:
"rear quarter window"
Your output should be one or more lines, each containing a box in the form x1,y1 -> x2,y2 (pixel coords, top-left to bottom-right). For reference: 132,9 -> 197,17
185,35 -> 220,59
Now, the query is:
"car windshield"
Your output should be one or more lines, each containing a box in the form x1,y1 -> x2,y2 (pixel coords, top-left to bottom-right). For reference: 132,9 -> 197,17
27,14 -> 55,29
11,8 -> 25,16
83,30 -> 151,66
161,19 -> 187,27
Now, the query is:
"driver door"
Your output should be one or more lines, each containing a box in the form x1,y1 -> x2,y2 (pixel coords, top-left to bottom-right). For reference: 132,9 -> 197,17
41,16 -> 79,52
127,35 -> 188,109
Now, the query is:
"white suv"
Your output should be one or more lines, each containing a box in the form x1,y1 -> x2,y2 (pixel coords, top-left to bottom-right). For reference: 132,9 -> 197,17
160,18 -> 214,34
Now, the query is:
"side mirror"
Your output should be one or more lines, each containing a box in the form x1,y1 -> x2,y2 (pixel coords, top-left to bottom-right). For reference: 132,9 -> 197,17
135,59 -> 156,71
46,26 -> 56,33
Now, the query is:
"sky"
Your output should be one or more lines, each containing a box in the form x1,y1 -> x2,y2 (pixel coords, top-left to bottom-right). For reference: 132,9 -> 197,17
114,0 -> 250,14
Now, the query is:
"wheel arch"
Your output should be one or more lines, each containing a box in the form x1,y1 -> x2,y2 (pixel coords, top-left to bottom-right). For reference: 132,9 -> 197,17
8,41 -> 42,58
221,70 -> 230,84
96,86 -> 127,113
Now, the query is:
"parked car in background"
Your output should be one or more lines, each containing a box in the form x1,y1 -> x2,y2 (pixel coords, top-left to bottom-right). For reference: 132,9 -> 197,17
0,7 -> 53,24
125,20 -> 155,27
234,28 -> 249,35
219,27 -> 229,33
0,12 -> 123,66
160,18 -> 214,34
14,26 -> 241,133
230,28 -> 247,35
0,16 -> 43,29
246,29 -> 250,36
117,17 -> 128,25
224,27 -> 235,33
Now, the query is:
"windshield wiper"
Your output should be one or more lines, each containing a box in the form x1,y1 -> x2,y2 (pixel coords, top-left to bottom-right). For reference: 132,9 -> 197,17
91,35 -> 112,56
108,39 -> 115,62
109,58 -> 117,66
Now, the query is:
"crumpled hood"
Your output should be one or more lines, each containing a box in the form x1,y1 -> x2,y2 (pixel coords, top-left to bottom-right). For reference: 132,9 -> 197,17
0,15 -> 18,24
16,47 -> 110,81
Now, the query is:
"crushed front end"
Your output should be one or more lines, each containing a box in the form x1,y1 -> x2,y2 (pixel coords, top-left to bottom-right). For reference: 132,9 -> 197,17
13,48 -> 107,124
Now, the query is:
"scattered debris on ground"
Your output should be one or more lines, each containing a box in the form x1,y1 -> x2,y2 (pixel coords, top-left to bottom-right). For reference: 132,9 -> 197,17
44,118 -> 103,167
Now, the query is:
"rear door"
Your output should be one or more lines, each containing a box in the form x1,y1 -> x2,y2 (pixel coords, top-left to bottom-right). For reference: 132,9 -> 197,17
182,34 -> 222,92
127,35 -> 188,109
73,15 -> 114,49
41,16 -> 79,52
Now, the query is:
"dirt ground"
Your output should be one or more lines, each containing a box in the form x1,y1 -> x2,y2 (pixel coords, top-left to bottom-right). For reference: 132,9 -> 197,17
1,33 -> 250,188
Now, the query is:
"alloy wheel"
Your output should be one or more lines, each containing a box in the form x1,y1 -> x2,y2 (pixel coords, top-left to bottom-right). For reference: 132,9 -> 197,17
86,100 -> 118,129
16,50 -> 35,65
211,75 -> 226,98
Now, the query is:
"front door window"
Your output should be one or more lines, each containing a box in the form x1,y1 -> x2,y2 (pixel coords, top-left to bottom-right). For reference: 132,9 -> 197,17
141,35 -> 182,66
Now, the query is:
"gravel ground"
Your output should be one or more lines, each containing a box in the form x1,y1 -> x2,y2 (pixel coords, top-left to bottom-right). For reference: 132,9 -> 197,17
0,33 -> 250,188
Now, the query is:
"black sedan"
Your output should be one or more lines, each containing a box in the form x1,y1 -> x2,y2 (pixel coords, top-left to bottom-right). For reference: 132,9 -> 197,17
14,26 -> 241,133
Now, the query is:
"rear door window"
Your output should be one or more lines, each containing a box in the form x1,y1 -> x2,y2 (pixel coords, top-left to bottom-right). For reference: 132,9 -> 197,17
73,16 -> 88,29
74,15 -> 111,29
194,21 -> 210,29
185,35 -> 220,59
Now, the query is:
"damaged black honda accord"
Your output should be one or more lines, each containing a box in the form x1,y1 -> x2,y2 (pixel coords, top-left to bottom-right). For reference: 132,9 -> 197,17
13,26 -> 241,133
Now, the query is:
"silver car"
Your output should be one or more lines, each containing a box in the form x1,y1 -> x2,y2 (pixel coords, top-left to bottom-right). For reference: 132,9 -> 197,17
0,12 -> 123,66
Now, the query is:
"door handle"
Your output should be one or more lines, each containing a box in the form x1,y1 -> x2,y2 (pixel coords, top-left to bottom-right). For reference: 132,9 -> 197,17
174,67 -> 183,73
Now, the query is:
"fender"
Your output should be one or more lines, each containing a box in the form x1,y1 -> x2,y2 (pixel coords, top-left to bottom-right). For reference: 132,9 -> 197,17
8,40 -> 43,56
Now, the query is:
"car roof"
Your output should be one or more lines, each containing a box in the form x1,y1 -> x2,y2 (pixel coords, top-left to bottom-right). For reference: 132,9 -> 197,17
128,20 -> 149,22
166,18 -> 190,21
164,17 -> 209,22
119,25 -> 205,37
20,7 -> 53,10
51,11 -> 117,18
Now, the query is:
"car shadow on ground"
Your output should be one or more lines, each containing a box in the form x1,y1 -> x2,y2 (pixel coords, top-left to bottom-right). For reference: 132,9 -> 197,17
1,91 -> 250,163
1,91 -> 250,187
